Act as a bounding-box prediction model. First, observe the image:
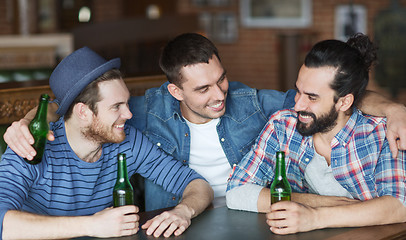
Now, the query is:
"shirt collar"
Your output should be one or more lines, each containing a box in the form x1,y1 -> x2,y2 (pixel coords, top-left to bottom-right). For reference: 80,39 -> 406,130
334,108 -> 361,147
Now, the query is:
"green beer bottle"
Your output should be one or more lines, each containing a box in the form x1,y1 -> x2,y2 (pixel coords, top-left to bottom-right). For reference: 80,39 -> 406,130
270,151 -> 292,204
113,153 -> 134,207
25,93 -> 50,165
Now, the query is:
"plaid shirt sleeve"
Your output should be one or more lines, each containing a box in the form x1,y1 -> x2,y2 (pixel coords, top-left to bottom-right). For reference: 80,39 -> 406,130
374,127 -> 406,206
227,115 -> 281,192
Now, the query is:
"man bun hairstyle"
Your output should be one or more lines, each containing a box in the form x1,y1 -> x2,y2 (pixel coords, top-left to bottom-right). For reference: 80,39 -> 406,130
304,33 -> 378,108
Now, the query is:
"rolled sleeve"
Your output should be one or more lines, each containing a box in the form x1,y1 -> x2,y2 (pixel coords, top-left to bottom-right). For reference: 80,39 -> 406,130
375,141 -> 406,207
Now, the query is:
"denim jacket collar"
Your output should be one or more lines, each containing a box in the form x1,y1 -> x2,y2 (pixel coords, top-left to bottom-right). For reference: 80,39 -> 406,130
144,81 -> 260,124
144,81 -> 185,123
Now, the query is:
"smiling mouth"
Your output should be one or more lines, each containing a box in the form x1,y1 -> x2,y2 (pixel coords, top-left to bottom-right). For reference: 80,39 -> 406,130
298,113 -> 313,123
114,124 -> 125,129
208,101 -> 224,111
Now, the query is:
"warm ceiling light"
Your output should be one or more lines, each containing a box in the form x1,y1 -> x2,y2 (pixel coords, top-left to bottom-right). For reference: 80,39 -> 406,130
146,4 -> 161,19
78,6 -> 91,22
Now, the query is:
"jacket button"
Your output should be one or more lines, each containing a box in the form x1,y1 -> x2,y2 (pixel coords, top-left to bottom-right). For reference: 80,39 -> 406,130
185,133 -> 189,137
183,160 -> 187,163
172,197 -> 176,200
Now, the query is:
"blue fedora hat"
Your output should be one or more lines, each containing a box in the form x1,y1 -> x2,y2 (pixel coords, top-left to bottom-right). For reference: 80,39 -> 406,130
49,47 -> 121,115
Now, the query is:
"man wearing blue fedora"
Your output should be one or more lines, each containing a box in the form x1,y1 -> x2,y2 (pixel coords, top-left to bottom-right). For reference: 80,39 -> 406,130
0,47 -> 213,239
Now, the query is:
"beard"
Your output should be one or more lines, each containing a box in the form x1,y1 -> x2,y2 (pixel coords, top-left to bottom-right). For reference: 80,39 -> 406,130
296,104 -> 339,136
82,116 -> 126,144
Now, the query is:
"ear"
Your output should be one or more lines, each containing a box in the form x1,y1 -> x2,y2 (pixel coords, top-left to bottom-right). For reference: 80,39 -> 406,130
336,94 -> 354,112
72,103 -> 92,121
167,83 -> 184,101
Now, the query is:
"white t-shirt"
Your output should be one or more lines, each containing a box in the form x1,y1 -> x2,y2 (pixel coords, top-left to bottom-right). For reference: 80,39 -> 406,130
304,151 -> 353,198
185,118 -> 231,198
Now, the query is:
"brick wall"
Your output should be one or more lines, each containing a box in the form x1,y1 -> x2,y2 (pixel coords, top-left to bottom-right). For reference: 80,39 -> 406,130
177,0 -> 406,105
0,0 -> 404,103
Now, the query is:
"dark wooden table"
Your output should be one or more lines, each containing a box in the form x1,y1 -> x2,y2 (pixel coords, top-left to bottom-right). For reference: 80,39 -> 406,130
76,204 -> 406,240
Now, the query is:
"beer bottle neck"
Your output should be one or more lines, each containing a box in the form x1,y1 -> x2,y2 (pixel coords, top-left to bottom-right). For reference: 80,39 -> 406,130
275,154 -> 286,179
117,157 -> 129,181
34,94 -> 50,120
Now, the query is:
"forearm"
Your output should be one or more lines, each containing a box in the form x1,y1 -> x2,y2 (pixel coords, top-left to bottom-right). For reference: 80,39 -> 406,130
292,192 -> 360,208
259,190 -> 359,213
358,90 -> 405,117
3,210 -> 91,239
316,196 -> 406,229
176,179 -> 213,218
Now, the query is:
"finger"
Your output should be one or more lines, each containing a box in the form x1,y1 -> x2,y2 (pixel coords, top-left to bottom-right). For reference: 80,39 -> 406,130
267,218 -> 288,228
123,213 -> 139,223
270,226 -> 295,235
152,218 -> 174,237
398,137 -> 406,150
143,216 -> 163,235
20,123 -> 34,145
173,223 -> 187,236
47,131 -> 55,141
11,124 -> 37,159
163,222 -> 181,238
387,135 -> 399,159
121,227 -> 139,237
122,220 -> 139,231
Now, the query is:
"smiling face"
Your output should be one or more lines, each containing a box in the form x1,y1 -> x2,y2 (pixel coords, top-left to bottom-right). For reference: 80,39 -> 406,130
294,65 -> 340,136
82,79 -> 132,143
169,55 -> 229,124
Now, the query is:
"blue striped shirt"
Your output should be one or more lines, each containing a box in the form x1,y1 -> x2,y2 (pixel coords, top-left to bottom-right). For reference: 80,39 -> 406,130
227,109 -> 406,206
0,118 -> 204,236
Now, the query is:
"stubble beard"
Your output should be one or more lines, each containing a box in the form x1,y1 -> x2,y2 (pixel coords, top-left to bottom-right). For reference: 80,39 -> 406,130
82,116 -> 125,144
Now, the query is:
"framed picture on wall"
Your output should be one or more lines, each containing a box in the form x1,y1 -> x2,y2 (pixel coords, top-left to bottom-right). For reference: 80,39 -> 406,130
335,4 -> 367,41
240,0 -> 312,28
199,12 -> 238,43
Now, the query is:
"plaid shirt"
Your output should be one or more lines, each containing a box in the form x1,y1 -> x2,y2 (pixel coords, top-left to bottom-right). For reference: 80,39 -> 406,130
227,109 -> 406,206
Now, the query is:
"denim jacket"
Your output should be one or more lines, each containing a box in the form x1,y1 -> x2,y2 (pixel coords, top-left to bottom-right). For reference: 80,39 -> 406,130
128,81 -> 296,210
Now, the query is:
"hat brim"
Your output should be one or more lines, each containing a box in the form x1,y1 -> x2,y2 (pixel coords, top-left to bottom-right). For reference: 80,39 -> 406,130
55,58 -> 121,116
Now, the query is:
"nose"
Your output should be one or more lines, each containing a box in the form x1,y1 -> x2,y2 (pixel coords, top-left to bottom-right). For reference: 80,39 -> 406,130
212,84 -> 226,101
122,105 -> 133,120
294,93 -> 307,112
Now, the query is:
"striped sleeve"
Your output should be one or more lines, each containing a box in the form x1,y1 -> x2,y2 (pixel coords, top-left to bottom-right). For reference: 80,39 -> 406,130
0,148 -> 36,236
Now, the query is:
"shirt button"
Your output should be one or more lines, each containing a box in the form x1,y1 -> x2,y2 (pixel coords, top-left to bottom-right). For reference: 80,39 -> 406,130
156,142 -> 161,147
305,158 -> 310,162
185,133 -> 189,137
221,138 -> 225,142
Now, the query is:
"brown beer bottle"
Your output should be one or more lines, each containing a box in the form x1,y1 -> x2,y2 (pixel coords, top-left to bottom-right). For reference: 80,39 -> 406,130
113,153 -> 134,207
270,151 -> 292,204
25,94 -> 50,165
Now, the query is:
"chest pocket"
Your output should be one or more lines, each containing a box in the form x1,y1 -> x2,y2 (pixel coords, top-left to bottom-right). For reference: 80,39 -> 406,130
144,131 -> 177,156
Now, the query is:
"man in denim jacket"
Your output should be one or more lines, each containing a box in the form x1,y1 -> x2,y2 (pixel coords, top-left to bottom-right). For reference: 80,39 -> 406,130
4,33 -> 406,211
127,33 -> 406,211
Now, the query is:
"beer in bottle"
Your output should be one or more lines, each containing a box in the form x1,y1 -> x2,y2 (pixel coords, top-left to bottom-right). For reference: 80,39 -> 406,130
25,94 -> 50,165
113,153 -> 134,207
270,151 -> 292,204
